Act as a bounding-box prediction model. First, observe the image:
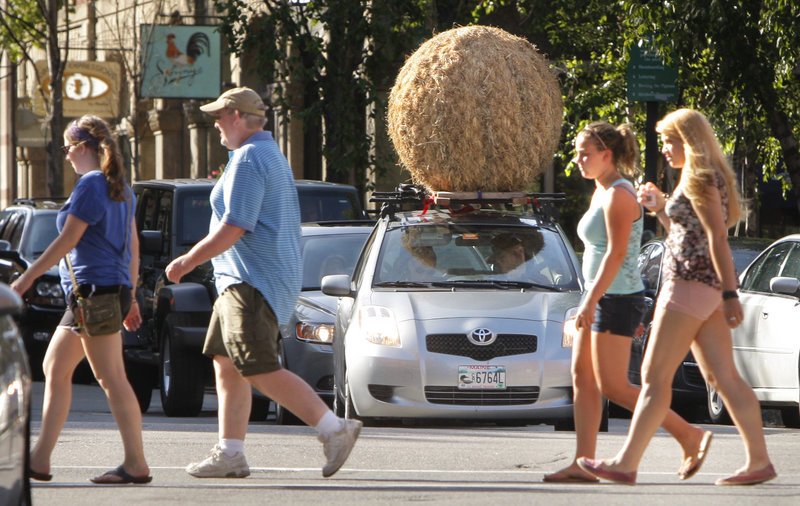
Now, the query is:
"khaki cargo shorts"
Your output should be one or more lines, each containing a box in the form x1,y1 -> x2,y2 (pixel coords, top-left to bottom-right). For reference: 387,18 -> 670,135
203,283 -> 281,376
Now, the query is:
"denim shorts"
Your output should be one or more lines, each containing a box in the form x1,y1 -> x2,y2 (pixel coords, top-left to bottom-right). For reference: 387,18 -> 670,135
203,283 -> 281,376
590,291 -> 647,337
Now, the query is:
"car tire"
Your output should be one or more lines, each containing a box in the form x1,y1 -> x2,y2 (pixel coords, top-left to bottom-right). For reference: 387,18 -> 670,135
780,406 -> 800,428
274,339 -> 302,425
125,360 -> 157,413
706,384 -> 733,425
159,315 -> 206,417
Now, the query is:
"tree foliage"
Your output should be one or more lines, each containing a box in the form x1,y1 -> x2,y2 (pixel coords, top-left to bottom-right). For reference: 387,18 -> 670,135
1,0 -> 68,197
212,0 -> 800,233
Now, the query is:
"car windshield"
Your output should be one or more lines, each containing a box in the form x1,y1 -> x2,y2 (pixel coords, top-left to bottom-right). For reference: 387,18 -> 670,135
374,223 -> 579,291
301,232 -> 369,290
28,213 -> 59,259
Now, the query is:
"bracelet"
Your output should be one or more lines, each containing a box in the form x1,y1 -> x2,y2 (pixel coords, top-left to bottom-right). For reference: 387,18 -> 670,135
722,290 -> 738,300
647,208 -> 666,218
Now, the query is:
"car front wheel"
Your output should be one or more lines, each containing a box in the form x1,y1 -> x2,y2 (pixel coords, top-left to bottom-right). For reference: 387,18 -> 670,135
159,315 -> 206,417
706,384 -> 733,425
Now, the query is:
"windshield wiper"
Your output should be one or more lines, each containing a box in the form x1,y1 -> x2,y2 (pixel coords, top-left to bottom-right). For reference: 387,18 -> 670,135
374,281 -> 432,288
431,280 -> 561,291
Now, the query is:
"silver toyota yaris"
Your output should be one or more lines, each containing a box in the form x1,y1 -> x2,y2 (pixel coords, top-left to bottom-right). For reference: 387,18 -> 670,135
323,188 -> 582,426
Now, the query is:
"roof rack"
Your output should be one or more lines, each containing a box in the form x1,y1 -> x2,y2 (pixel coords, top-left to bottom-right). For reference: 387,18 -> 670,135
370,184 -> 565,222
12,197 -> 67,209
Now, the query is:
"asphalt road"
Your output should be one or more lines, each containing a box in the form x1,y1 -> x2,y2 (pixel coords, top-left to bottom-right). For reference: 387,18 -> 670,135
29,382 -> 800,505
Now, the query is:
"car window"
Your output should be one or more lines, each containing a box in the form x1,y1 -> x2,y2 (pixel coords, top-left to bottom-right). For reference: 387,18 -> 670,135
137,187 -> 160,232
176,191 -> 212,246
298,189 -> 362,222
374,224 -> 579,290
300,233 -> 370,290
778,242 -> 800,280
351,226 -> 379,290
639,243 -> 664,292
741,242 -> 793,292
4,212 -> 26,250
27,213 -> 59,259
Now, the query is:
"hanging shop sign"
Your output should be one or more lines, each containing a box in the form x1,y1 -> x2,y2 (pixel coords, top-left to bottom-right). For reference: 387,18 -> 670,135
33,60 -> 121,118
140,24 -> 221,99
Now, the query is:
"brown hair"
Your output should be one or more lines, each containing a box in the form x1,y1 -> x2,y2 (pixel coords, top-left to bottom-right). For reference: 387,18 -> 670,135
581,121 -> 640,178
65,115 -> 128,202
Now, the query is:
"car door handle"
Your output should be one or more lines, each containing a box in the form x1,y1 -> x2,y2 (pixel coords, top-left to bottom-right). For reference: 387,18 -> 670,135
761,312 -> 769,319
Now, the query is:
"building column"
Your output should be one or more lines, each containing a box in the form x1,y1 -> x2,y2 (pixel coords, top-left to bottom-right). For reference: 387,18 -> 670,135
0,50 -> 15,207
184,102 -> 213,179
147,103 -> 184,179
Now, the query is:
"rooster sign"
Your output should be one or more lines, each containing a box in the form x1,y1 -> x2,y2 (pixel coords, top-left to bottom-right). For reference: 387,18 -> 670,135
141,25 -> 221,98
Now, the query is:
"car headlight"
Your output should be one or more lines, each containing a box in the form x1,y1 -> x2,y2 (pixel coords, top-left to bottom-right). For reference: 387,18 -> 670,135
562,307 -> 579,348
296,322 -> 335,344
31,279 -> 66,306
357,305 -> 400,347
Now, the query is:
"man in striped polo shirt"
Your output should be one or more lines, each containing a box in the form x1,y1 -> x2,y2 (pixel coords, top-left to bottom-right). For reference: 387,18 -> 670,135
165,87 -> 361,479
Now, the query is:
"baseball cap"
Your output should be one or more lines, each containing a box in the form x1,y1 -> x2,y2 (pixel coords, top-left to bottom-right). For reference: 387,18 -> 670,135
200,87 -> 266,117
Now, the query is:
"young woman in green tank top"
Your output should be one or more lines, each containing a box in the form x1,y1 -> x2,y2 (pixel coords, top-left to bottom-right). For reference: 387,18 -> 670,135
544,121 -> 709,483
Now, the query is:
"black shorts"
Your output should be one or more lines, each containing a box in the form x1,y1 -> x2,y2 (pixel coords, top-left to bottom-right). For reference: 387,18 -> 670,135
59,284 -> 132,331
590,291 -> 647,337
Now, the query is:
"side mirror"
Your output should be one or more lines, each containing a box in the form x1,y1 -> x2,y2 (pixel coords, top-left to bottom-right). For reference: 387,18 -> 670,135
0,283 -> 23,316
321,274 -> 354,297
140,230 -> 164,256
769,276 -> 800,297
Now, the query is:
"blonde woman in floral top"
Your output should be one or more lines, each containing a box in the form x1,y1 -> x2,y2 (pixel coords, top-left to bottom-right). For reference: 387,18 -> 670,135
578,109 -> 775,486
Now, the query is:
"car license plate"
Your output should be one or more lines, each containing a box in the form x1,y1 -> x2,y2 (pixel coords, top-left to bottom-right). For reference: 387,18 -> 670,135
458,365 -> 506,390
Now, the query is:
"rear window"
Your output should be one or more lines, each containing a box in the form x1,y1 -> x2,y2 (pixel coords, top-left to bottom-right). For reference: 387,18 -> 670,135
298,188 -> 363,222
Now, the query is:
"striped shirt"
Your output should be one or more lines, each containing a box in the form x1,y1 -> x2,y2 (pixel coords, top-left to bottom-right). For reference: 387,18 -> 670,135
210,131 -> 301,324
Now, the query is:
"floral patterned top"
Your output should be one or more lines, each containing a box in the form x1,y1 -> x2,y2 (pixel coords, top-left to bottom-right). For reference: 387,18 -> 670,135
663,174 -> 728,289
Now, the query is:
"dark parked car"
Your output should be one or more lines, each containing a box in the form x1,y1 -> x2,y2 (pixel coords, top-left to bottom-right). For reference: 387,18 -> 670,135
0,283 -> 31,505
123,178 -> 370,417
631,236 -> 773,421
0,199 -> 66,380
260,223 -> 372,424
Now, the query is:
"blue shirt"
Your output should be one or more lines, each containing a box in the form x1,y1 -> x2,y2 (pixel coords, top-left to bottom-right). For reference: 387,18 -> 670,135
210,131 -> 302,324
576,179 -> 644,294
57,171 -> 135,295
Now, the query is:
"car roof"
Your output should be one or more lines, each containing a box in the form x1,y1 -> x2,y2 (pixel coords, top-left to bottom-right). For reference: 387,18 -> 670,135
301,223 -> 374,237
133,178 -> 216,189
295,179 -> 358,191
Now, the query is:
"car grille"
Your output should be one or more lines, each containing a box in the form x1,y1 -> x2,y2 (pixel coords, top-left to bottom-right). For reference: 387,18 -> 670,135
682,363 -> 705,388
426,333 -> 537,361
425,386 -> 540,405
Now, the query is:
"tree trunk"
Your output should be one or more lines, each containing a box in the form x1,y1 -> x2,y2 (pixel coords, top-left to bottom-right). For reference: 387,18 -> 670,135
45,0 -> 64,197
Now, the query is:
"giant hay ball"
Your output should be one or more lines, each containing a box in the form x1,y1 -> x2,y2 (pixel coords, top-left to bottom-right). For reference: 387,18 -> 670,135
388,25 -> 563,193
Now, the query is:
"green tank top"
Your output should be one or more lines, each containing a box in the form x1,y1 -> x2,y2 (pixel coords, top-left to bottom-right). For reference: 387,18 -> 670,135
576,179 -> 645,294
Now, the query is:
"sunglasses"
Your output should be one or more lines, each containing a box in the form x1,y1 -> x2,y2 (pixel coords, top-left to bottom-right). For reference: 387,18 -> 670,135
60,144 -> 73,155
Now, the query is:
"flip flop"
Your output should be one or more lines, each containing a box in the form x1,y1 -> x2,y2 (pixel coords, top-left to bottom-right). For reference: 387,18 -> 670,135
543,469 -> 599,483
29,468 -> 53,481
679,430 -> 713,480
90,464 -> 152,485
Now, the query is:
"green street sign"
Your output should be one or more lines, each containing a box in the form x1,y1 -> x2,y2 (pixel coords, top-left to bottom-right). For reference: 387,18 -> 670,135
627,43 -> 678,102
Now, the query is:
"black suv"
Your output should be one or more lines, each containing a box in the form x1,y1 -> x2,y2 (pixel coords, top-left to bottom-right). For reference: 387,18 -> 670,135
123,178 -> 368,417
0,199 -> 66,378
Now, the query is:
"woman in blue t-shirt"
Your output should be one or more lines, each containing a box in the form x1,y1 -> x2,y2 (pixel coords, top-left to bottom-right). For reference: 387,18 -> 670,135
12,115 -> 151,484
544,122 -> 709,483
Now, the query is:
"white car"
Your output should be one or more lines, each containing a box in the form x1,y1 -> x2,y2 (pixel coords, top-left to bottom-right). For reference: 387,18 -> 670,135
322,186 -> 582,426
713,234 -> 800,427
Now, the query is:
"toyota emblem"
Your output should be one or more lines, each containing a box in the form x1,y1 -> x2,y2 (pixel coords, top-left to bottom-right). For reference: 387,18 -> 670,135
468,328 -> 496,346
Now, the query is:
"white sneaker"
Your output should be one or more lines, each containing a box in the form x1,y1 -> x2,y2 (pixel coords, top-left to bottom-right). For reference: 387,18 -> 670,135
319,418 -> 362,477
186,444 -> 250,478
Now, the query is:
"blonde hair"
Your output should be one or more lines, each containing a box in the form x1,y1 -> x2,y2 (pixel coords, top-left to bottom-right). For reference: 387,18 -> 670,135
66,115 -> 128,202
581,122 -> 640,178
656,108 -> 741,227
